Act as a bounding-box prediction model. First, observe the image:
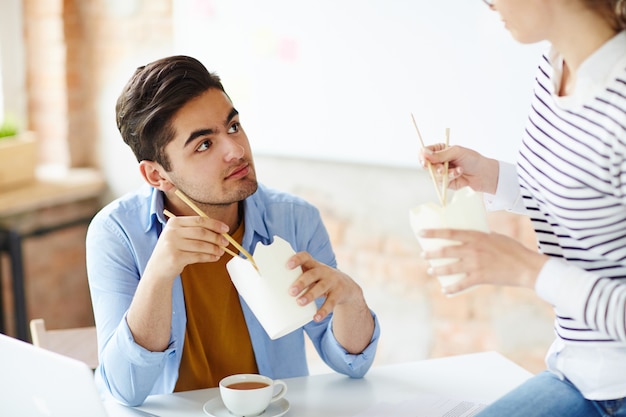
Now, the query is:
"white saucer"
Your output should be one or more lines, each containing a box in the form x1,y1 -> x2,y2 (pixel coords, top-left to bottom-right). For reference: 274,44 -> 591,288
202,397 -> 290,417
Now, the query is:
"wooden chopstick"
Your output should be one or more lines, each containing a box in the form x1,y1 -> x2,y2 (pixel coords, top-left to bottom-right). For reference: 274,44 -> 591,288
442,128 -> 450,207
411,113 -> 444,206
172,190 -> 258,270
163,209 -> 240,259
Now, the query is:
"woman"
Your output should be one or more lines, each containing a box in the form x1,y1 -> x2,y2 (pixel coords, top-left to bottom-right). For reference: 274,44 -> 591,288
421,0 -> 626,415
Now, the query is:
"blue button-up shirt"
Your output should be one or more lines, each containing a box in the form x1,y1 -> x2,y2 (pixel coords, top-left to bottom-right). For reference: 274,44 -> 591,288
86,183 -> 380,406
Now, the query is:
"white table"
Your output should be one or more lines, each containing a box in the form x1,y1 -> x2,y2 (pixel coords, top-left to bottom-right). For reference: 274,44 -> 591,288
105,351 -> 533,417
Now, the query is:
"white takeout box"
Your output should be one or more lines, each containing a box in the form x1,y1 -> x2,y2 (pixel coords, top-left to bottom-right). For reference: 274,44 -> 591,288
226,236 -> 317,339
409,186 -> 489,288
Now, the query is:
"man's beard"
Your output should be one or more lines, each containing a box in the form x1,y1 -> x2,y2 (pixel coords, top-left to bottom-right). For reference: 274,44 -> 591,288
215,178 -> 258,206
181,177 -> 258,207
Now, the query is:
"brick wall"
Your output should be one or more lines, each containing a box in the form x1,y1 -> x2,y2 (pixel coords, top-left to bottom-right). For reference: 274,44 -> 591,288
22,0 -> 173,169
2,0 -> 173,335
23,0 -> 69,166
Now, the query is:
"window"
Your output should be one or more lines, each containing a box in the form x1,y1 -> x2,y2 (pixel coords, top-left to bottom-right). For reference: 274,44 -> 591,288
0,51 -> 4,125
0,0 -> 27,130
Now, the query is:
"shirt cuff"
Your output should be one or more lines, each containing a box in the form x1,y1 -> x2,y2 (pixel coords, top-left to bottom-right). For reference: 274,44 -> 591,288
483,161 -> 525,213
534,258 -> 595,322
323,311 -> 381,376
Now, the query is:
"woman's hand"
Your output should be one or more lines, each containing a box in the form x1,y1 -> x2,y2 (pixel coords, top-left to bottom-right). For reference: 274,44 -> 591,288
420,228 -> 549,294
420,144 -> 500,195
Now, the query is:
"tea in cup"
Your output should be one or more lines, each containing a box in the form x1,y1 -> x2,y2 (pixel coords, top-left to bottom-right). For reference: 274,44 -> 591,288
226,236 -> 317,339
219,374 -> 287,416
409,186 -> 489,288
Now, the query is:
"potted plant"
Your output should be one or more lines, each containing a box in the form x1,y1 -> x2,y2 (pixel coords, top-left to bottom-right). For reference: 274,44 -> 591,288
0,114 -> 37,190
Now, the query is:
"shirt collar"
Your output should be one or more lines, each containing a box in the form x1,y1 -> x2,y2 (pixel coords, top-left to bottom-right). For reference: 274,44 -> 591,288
242,186 -> 271,244
147,186 -> 167,233
549,30 -> 626,107
145,184 -> 272,243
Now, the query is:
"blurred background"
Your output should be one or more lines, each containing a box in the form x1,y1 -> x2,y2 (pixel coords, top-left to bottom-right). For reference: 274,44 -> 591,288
0,0 -> 554,374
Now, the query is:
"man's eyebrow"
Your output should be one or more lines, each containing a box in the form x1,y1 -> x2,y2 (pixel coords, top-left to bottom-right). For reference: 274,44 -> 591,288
183,108 -> 240,147
227,107 -> 239,124
184,128 -> 214,147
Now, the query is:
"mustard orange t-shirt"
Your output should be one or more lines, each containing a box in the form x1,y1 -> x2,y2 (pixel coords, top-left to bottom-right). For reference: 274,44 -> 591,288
174,221 -> 258,392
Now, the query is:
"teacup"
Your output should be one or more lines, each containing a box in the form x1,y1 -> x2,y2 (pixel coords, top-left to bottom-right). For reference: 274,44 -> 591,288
409,186 -> 489,288
219,374 -> 287,416
226,236 -> 317,339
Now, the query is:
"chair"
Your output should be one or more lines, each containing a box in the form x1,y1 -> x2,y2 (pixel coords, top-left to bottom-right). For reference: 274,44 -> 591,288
29,318 -> 99,370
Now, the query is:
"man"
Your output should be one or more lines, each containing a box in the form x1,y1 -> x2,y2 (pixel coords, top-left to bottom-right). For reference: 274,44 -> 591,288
86,55 -> 379,406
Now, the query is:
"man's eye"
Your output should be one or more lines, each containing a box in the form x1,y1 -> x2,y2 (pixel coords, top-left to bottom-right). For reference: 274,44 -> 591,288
197,140 -> 212,152
228,122 -> 240,134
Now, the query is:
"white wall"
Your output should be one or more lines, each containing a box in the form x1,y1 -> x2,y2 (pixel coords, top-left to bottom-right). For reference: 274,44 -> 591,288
172,0 -> 547,167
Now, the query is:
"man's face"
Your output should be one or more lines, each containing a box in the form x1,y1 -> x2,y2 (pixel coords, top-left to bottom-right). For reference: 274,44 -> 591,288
162,88 -> 258,207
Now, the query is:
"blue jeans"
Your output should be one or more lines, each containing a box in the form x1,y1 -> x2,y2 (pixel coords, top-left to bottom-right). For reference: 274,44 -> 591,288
476,371 -> 626,417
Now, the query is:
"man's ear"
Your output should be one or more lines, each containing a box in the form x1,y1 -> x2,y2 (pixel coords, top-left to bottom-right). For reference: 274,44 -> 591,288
139,160 -> 175,191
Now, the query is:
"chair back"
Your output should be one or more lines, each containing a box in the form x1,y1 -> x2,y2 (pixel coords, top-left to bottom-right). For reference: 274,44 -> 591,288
29,318 -> 98,370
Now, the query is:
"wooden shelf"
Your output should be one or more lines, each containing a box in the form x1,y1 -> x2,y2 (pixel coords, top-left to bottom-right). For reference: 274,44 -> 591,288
0,167 -> 106,340
0,168 -> 106,234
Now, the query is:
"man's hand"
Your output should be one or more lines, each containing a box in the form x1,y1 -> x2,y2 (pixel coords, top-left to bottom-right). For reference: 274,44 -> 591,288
286,252 -> 374,353
127,214 -> 230,352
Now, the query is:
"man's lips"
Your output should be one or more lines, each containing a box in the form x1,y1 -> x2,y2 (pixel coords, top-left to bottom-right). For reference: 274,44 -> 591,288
225,163 -> 250,180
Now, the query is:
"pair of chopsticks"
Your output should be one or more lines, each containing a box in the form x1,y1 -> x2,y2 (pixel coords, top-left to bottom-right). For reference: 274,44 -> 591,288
410,113 -> 450,207
163,189 -> 258,270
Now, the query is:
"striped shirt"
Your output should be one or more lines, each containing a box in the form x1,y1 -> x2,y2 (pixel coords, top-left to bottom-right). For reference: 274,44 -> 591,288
520,34 -> 626,346
489,31 -> 626,399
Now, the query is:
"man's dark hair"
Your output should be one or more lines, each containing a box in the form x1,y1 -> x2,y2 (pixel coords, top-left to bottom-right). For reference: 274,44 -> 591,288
115,55 -> 226,170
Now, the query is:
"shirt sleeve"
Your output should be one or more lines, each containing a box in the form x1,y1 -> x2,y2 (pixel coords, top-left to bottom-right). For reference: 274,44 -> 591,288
317,312 -> 381,377
483,161 -> 528,214
536,258 -> 626,341
87,212 -> 173,406
535,258 -> 595,321
96,315 -> 175,405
